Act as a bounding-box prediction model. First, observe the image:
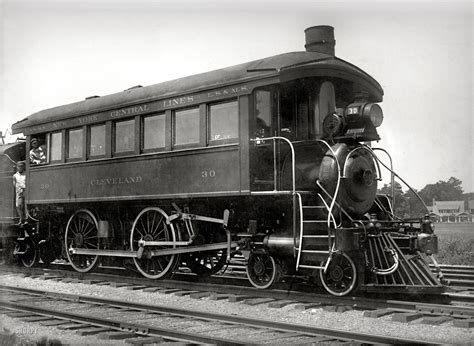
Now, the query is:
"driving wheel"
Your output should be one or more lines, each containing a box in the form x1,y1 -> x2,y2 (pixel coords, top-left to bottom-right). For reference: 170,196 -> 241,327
130,207 -> 179,279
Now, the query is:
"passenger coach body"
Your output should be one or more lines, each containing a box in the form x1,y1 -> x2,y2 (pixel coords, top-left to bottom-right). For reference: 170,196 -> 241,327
7,26 -> 443,296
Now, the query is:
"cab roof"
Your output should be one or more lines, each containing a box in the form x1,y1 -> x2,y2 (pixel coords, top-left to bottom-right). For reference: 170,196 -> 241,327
12,51 -> 383,134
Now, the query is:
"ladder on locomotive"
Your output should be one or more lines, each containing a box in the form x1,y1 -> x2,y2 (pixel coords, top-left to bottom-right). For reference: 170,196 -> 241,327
295,192 -> 335,271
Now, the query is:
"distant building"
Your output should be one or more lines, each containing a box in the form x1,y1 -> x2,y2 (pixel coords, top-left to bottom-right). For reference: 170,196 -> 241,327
428,199 -> 472,222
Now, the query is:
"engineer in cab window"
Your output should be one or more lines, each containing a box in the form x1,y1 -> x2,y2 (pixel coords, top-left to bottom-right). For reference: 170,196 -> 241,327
29,138 -> 47,164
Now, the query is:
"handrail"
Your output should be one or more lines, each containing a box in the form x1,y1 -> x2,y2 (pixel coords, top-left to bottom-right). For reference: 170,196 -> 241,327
367,145 -> 429,214
341,146 -> 382,182
295,192 -> 304,267
367,147 -> 394,207
251,136 -> 296,256
315,140 -> 341,229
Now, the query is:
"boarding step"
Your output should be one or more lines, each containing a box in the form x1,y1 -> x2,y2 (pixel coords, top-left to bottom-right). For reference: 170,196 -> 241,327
300,201 -> 329,219
299,252 -> 330,265
298,238 -> 332,251
302,220 -> 332,232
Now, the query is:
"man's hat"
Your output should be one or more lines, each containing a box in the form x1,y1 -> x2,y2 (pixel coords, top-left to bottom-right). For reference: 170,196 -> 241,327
30,138 -> 39,144
16,161 -> 25,167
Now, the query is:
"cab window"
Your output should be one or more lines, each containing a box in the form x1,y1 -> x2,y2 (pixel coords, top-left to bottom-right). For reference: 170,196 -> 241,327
29,134 -> 47,165
208,100 -> 238,144
255,90 -> 272,138
278,79 -> 337,140
315,81 -> 336,135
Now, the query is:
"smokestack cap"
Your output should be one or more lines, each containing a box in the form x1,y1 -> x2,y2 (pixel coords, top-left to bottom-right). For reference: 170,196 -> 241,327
304,25 -> 335,56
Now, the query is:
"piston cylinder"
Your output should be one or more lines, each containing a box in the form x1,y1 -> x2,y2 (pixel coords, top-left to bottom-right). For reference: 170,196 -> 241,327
263,234 -> 297,257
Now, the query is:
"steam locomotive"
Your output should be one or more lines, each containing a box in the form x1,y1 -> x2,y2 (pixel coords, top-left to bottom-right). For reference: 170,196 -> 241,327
0,26 -> 443,296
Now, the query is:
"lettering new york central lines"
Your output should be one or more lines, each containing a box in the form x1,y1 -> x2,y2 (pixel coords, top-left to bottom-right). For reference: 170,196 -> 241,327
162,86 -> 248,108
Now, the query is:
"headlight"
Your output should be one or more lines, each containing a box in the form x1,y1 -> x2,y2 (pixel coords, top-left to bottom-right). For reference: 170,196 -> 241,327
362,103 -> 383,127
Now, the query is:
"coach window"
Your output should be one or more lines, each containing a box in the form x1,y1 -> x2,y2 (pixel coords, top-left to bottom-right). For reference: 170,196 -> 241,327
114,119 -> 135,154
174,107 -> 200,147
89,124 -> 106,157
67,128 -> 83,160
143,114 -> 165,151
208,100 -> 238,144
49,131 -> 63,162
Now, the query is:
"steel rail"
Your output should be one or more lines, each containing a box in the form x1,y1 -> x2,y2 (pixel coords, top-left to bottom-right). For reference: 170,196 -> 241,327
0,284 -> 434,345
1,263 -> 473,308
0,293 -> 245,345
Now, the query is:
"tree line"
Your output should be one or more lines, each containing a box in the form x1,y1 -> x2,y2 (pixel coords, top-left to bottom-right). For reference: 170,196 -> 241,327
377,177 -> 471,218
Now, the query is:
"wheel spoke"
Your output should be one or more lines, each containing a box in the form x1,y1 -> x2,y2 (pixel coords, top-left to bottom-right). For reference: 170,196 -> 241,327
131,208 -> 177,279
66,210 -> 99,273
83,241 -> 97,248
150,211 -> 157,235
82,224 -> 95,237
140,219 -> 147,236
155,228 -> 164,239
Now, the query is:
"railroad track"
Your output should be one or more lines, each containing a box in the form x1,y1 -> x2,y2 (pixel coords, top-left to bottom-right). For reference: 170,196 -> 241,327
0,284 -> 435,345
430,264 -> 474,288
1,264 -> 474,320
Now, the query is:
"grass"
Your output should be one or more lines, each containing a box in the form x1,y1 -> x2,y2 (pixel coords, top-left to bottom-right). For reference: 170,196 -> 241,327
434,223 -> 474,265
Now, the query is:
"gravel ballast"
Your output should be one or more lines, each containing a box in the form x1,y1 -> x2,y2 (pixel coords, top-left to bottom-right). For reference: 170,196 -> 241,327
0,273 -> 472,344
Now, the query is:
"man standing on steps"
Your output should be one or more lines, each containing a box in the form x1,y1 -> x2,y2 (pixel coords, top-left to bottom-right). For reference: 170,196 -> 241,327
12,161 -> 26,225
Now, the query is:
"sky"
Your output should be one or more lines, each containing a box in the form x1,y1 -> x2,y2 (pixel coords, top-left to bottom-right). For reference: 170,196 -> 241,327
1,0 -> 472,193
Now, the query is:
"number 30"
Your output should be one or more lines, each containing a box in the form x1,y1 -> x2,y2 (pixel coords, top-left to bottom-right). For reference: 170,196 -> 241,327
201,170 -> 216,178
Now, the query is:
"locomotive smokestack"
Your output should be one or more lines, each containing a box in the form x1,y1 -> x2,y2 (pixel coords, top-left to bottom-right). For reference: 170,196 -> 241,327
304,25 -> 335,56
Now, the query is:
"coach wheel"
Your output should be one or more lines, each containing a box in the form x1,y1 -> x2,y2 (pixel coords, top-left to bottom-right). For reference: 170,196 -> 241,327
65,209 -> 100,273
319,252 -> 357,296
130,207 -> 179,279
246,252 -> 279,289
19,238 -> 38,268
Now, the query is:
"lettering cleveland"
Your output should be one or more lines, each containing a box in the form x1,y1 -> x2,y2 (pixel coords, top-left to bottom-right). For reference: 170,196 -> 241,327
90,176 -> 143,186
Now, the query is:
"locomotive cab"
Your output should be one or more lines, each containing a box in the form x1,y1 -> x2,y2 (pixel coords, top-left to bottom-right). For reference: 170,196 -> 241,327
251,77 -> 384,218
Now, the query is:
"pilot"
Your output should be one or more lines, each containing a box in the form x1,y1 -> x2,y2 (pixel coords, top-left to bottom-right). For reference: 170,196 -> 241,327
29,138 -> 47,164
13,161 -> 26,225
